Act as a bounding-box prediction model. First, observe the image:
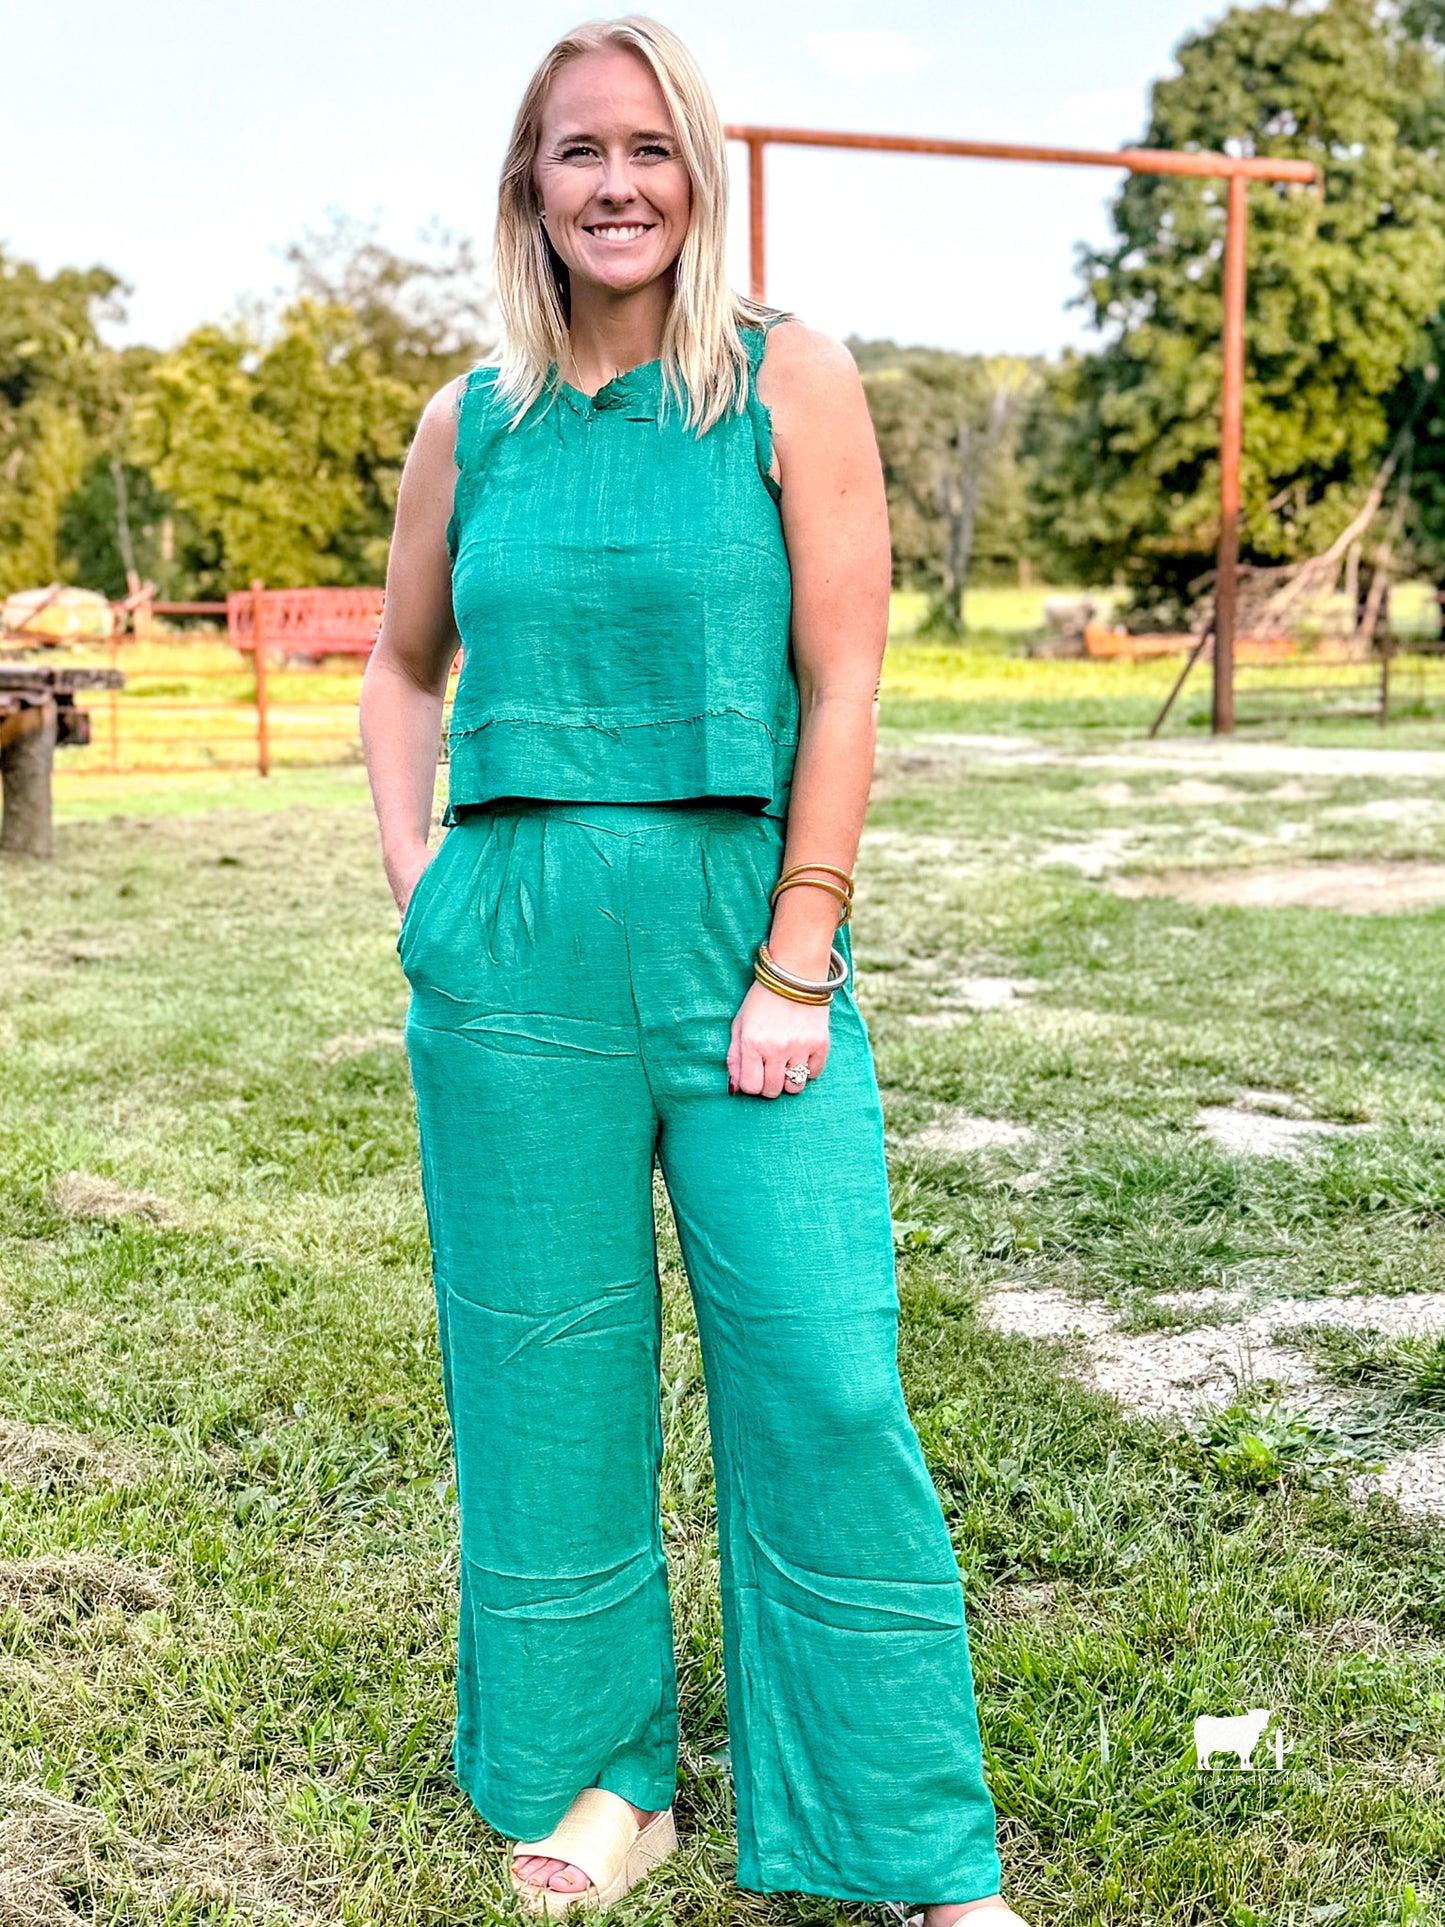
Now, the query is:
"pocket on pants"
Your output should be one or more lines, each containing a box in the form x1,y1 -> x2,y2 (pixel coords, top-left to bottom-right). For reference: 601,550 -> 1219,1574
396,831 -> 456,968
699,811 -> 784,956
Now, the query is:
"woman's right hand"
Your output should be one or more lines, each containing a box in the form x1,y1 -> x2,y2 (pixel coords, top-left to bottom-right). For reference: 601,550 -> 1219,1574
388,840 -> 434,916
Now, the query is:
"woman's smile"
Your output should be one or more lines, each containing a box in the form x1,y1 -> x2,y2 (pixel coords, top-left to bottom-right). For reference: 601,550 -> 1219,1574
584,221 -> 657,243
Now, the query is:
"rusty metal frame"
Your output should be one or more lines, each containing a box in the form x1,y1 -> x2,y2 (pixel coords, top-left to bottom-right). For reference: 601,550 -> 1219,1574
726,123 -> 1321,734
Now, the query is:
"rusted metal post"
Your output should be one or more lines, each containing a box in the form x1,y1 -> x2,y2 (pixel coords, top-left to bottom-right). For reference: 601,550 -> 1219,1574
724,122 -> 1319,186
747,136 -> 766,300
1213,169 -> 1248,736
724,124 -> 1321,736
251,580 -> 270,778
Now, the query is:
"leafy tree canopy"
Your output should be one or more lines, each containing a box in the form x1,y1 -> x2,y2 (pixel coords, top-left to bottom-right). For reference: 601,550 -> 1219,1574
129,301 -> 420,591
281,210 -> 493,396
1029,0 -> 1445,609
70,218 -> 497,596
0,250 -> 126,595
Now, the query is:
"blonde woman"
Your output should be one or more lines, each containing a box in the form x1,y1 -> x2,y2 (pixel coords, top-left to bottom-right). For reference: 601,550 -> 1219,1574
360,16 -> 1027,1925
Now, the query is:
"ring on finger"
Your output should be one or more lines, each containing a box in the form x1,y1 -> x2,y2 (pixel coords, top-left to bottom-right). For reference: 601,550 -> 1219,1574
784,1061 -> 810,1089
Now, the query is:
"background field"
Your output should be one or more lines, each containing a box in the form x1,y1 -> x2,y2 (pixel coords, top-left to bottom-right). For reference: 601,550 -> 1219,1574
6,672 -> 1445,1924
42,585 -> 1445,809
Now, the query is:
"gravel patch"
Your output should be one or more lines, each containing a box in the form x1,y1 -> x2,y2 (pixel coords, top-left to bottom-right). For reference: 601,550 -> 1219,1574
910,732 -> 1445,781
1086,1326 -> 1320,1418
1321,796 -> 1443,824
1196,1106 -> 1366,1157
1095,778 -> 1257,808
1235,1088 -> 1313,1116
1350,1439 -> 1445,1519
1148,1286 -> 1254,1317
1264,781 -> 1322,803
979,1287 -> 1118,1341
946,976 -> 1040,1011
1260,1293 -> 1445,1338
911,1112 -> 1036,1156
1155,779 -> 1257,806
978,1287 -> 1445,1439
1038,831 -> 1136,878
903,976 -> 1041,1026
855,828 -> 966,863
314,1029 -> 404,1065
1113,860 -> 1445,915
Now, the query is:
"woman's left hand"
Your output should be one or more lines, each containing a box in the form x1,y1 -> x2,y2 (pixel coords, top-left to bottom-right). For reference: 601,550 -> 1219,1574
728,981 -> 831,1098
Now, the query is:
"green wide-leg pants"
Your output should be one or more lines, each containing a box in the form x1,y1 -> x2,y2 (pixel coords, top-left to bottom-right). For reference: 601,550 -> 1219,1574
399,799 -> 1002,1905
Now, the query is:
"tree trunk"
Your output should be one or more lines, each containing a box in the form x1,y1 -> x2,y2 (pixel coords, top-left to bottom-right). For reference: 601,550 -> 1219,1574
0,698 -> 58,859
935,387 -> 1014,638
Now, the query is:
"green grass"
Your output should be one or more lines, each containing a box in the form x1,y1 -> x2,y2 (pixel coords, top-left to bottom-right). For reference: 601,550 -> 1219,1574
5,741 -> 1445,1922
879,584 -> 1445,744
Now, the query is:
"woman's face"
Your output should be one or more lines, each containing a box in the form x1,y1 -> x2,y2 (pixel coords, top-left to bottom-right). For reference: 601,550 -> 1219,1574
534,47 -> 692,299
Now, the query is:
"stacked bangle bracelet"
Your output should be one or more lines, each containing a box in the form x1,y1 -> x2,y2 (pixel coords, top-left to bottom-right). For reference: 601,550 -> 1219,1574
754,942 -> 850,1005
755,862 -> 857,1003
767,861 -> 855,925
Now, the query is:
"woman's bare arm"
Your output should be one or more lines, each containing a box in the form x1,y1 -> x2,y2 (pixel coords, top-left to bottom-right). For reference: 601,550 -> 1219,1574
727,320 -> 891,1098
359,377 -> 465,912
763,320 -> 890,970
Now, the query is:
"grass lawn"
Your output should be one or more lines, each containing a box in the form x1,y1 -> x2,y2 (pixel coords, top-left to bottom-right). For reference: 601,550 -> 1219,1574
5,708 -> 1445,1922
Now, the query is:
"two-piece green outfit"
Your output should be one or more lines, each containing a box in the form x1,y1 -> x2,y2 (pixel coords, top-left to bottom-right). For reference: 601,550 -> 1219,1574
398,320 -> 1003,1904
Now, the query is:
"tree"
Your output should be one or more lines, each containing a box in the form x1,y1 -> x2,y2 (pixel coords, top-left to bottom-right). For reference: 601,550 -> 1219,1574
1029,0 -> 1445,615
854,341 -> 1042,622
129,301 -> 419,590
0,250 -> 125,595
282,210 -> 493,396
125,221 -> 498,591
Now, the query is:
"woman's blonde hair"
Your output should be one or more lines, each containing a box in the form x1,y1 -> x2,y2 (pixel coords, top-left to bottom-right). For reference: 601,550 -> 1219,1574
493,14 -> 782,435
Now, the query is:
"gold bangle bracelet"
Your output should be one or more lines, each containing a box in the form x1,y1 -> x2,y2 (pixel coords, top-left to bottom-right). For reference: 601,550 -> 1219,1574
753,965 -> 831,1006
767,874 -> 852,923
774,861 -> 854,898
754,965 -> 831,1005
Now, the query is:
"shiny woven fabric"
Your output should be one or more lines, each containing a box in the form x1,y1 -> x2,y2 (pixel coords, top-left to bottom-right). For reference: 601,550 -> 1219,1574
400,801 -> 1003,1904
443,324 -> 798,826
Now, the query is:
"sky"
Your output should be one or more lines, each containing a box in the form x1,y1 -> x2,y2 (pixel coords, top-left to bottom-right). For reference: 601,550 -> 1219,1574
9,0 -> 1227,360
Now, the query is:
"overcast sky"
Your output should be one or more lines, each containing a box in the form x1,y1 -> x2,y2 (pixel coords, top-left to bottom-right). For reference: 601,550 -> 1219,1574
11,0 -> 1225,359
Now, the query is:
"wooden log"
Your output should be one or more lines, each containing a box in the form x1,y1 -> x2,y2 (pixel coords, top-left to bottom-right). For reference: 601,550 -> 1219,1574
0,663 -> 122,694
0,695 -> 57,859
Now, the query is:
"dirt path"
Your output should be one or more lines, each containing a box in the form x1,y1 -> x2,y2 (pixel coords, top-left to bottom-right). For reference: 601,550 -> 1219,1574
1114,860 -> 1445,913
893,732 -> 1445,781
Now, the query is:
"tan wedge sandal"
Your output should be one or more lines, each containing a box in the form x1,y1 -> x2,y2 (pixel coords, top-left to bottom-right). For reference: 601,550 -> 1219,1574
898,1906 -> 1032,1927
510,1787 -> 677,1918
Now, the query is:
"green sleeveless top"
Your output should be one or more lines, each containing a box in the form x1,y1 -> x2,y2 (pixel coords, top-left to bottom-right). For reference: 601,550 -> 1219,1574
444,318 -> 796,822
